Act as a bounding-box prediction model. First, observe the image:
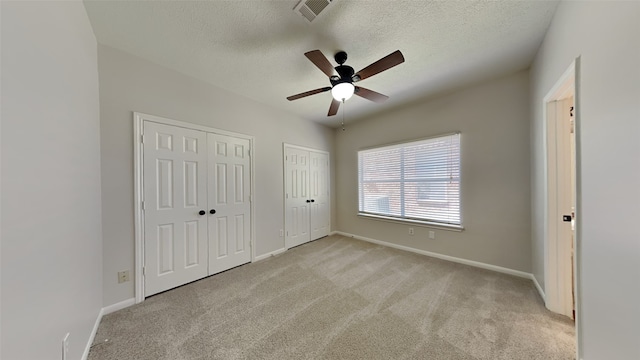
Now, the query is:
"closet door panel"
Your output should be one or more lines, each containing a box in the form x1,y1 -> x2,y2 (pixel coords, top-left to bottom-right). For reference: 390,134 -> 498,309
309,151 -> 330,240
285,147 -> 311,248
143,121 -> 208,297
208,133 -> 252,275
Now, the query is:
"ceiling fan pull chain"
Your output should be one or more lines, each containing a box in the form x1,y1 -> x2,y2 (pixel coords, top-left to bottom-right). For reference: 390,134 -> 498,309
342,99 -> 346,131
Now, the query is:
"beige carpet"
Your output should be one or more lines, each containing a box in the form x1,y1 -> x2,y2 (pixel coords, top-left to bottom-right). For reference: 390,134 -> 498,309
89,235 -> 575,360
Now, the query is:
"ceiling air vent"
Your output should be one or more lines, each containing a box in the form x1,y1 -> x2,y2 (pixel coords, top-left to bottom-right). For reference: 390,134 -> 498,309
294,0 -> 335,22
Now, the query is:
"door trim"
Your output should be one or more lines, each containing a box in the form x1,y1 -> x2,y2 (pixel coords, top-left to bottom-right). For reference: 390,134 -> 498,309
133,112 -> 256,304
542,58 -> 581,359
282,143 -> 330,250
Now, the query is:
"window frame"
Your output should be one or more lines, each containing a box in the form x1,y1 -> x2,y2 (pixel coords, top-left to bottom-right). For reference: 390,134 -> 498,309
357,132 -> 463,231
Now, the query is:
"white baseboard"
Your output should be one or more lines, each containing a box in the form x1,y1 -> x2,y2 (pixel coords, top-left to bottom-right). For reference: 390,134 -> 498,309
82,298 -> 135,359
333,231 -> 532,279
103,297 -> 136,315
531,274 -> 546,301
255,233 -> 340,262
254,247 -> 287,262
81,308 -> 104,360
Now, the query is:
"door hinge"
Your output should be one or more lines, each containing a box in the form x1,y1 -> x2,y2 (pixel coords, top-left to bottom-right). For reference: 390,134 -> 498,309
141,201 -> 145,210
569,118 -> 575,134
141,134 -> 145,144
248,149 -> 251,156
142,266 -> 146,277
286,193 -> 289,199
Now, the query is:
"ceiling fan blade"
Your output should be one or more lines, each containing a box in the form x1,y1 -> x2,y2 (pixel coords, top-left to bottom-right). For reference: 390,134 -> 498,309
354,50 -> 405,81
328,99 -> 341,116
286,87 -> 331,101
354,87 -> 389,103
305,50 -> 335,77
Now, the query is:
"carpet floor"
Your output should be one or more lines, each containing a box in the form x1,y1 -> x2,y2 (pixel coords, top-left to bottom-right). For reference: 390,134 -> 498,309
89,235 -> 575,360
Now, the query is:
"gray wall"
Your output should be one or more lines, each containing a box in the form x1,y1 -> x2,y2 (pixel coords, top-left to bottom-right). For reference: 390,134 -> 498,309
336,71 -> 531,272
98,45 -> 335,307
1,2 -> 103,359
529,1 -> 640,358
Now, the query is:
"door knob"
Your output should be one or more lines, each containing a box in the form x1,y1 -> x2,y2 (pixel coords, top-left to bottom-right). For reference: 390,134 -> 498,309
311,199 -> 315,202
199,210 -> 206,216
306,200 -> 311,203
210,209 -> 216,214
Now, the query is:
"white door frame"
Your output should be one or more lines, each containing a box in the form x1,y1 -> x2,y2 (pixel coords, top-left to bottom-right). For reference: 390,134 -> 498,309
133,112 -> 256,304
283,143 -> 330,250
542,58 -> 581,358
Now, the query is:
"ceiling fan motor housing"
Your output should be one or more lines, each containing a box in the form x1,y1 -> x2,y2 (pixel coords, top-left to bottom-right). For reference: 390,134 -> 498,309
331,65 -> 355,86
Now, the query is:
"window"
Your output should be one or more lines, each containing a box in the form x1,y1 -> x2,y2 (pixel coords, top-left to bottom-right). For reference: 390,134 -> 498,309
358,133 -> 461,227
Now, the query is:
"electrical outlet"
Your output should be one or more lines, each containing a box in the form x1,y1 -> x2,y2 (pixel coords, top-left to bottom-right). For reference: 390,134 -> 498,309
408,227 -> 414,235
428,230 -> 435,239
117,270 -> 130,283
62,333 -> 70,360
279,229 -> 284,237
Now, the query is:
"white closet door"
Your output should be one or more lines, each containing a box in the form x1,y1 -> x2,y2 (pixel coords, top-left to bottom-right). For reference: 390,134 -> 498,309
208,133 -> 251,275
309,151 -> 330,240
285,147 -> 310,248
143,121 -> 208,296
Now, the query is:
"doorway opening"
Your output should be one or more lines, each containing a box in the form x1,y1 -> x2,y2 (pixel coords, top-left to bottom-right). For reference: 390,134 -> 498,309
543,58 -> 581,357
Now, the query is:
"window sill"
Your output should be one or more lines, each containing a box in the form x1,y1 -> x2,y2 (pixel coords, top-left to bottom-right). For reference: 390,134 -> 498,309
357,213 -> 464,232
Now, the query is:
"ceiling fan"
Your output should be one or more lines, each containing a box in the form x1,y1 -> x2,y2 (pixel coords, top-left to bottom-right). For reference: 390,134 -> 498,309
287,49 -> 405,116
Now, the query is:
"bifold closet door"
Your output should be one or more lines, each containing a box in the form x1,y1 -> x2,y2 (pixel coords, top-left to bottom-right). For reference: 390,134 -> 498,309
207,133 -> 252,275
143,121 -> 209,296
284,147 -> 311,248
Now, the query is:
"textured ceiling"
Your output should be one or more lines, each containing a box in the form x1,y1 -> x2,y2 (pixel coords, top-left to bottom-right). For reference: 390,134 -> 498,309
83,0 -> 558,127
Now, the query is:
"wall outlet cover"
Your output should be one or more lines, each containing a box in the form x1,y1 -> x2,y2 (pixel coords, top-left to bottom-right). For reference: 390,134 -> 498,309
118,270 -> 130,283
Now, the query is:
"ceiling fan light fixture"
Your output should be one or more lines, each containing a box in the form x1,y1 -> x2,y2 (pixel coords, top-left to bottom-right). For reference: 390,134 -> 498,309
331,82 -> 354,101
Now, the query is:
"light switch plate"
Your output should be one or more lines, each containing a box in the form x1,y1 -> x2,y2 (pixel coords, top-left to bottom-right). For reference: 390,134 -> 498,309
118,270 -> 130,283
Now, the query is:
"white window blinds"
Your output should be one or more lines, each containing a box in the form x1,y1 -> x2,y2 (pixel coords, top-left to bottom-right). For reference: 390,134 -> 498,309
358,133 -> 461,226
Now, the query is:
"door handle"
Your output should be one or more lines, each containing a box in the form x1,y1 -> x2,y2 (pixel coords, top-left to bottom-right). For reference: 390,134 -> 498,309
306,200 -> 311,203
562,215 -> 572,222
210,209 -> 216,214
310,199 -> 315,202
199,210 -> 206,216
